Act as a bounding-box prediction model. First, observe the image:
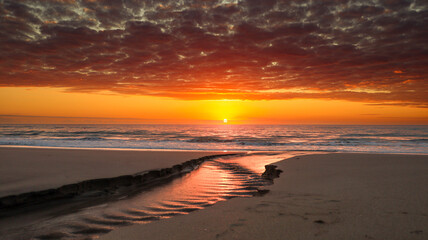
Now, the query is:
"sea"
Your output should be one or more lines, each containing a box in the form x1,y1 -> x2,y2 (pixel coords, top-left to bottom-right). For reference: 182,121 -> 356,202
0,124 -> 427,154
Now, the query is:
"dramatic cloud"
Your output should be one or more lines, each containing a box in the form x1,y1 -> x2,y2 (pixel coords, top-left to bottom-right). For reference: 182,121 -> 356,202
1,0 -> 427,106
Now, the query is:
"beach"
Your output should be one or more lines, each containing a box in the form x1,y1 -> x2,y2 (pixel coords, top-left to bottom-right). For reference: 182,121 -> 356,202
100,153 -> 428,240
0,148 -> 427,240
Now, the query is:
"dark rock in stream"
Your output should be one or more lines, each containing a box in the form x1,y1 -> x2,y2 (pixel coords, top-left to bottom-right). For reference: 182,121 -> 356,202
261,164 -> 283,180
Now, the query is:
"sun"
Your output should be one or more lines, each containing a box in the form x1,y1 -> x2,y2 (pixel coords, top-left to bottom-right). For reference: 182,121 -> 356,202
223,118 -> 228,123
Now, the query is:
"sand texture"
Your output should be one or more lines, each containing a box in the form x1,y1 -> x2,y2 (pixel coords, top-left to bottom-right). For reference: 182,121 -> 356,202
101,153 -> 428,240
0,147 -> 226,197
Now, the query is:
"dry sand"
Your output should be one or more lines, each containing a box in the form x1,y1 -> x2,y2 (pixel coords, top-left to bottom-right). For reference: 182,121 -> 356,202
101,153 -> 428,240
0,147 -> 227,197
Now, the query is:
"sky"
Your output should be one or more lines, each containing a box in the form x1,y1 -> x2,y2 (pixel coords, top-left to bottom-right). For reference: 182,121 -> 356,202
0,0 -> 427,124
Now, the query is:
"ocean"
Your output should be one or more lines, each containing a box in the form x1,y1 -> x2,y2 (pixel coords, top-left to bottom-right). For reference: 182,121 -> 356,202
0,124 -> 427,153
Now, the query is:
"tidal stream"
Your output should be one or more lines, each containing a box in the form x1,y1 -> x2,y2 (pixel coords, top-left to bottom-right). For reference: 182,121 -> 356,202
0,152 -> 296,240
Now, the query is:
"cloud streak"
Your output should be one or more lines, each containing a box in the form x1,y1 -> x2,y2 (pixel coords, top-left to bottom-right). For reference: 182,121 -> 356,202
0,0 -> 427,106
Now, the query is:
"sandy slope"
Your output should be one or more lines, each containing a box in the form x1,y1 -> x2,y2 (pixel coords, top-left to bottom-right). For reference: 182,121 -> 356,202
0,147 -> 226,197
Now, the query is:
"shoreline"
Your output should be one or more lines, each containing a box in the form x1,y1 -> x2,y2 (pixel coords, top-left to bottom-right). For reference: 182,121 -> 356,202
2,145 -> 427,155
0,145 -> 243,153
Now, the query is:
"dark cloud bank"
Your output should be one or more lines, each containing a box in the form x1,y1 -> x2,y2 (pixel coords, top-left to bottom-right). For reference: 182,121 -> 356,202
0,0 -> 427,106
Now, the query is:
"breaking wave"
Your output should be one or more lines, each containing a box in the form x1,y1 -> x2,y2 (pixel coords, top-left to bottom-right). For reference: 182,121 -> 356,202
0,124 -> 427,153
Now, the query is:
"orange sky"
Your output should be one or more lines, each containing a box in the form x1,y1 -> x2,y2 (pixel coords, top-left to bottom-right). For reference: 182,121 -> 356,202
1,1 -> 427,125
1,87 -> 426,124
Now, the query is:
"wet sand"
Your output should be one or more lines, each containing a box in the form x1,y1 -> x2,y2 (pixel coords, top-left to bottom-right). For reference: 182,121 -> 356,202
0,147 -> 227,197
101,153 -> 428,240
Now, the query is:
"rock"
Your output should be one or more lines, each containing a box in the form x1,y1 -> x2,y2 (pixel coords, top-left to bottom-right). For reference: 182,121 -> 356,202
261,165 -> 283,180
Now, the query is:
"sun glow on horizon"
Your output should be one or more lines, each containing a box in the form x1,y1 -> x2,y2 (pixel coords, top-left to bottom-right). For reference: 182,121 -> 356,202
1,87 -> 427,125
